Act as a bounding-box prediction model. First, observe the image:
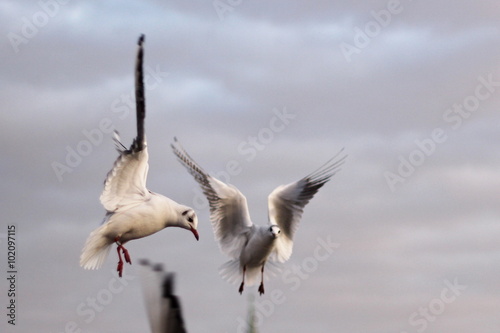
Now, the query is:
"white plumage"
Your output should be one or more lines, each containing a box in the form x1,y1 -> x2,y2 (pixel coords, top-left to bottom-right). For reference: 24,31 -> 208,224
171,138 -> 345,294
80,35 -> 199,277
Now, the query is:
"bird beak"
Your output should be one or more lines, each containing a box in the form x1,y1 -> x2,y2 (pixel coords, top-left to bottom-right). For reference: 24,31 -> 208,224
190,226 -> 199,241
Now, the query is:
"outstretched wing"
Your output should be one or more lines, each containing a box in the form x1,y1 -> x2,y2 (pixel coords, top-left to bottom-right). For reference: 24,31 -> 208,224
171,138 -> 253,258
268,149 -> 346,262
100,35 -> 150,212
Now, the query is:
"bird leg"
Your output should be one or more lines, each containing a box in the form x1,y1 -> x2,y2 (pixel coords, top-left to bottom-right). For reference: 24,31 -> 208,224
258,265 -> 265,295
116,246 -> 124,277
121,246 -> 132,265
239,265 -> 246,294
115,237 -> 132,278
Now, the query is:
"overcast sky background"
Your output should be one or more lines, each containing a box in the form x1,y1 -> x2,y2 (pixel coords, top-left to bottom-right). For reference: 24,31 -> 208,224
1,1 -> 500,332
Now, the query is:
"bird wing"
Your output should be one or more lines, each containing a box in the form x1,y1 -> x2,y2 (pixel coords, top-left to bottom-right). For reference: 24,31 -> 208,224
139,260 -> 187,333
268,150 -> 346,262
171,138 -> 253,258
100,35 -> 150,212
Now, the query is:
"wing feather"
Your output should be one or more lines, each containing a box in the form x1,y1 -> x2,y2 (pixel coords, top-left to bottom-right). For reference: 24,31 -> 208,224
139,260 -> 187,333
171,138 -> 252,258
100,36 -> 149,212
268,149 -> 346,262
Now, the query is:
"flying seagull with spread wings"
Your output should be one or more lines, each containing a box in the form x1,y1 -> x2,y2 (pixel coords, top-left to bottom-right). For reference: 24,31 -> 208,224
80,35 -> 199,277
171,138 -> 345,294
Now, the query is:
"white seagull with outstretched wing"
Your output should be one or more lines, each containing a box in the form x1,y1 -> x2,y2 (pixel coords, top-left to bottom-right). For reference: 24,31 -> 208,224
171,138 -> 345,294
80,35 -> 199,277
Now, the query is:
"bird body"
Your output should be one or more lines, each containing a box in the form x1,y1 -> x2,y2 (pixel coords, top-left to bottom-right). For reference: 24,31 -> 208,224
240,226 -> 278,269
80,35 -> 199,277
105,193 -> 196,242
172,138 -> 345,294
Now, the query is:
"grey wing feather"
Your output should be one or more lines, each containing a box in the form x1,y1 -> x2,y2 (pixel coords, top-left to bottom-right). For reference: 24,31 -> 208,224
139,260 -> 187,333
135,34 -> 145,151
171,138 -> 252,258
100,36 -> 149,212
268,149 -> 346,262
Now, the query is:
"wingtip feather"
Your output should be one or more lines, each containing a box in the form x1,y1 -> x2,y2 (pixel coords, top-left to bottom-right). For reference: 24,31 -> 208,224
138,34 -> 145,45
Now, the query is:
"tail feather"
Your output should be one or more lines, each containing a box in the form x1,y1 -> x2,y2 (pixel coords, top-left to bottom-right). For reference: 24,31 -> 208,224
80,224 -> 113,270
219,260 -> 281,287
219,259 -> 243,285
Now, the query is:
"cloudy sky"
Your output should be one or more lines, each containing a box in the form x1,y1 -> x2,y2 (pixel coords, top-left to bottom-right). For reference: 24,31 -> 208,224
1,1 -> 500,332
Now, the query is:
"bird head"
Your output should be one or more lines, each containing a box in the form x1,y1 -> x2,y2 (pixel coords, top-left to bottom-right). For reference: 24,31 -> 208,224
180,208 -> 199,241
269,224 -> 281,239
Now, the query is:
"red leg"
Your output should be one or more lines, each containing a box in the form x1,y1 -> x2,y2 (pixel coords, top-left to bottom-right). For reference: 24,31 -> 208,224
258,264 -> 265,295
121,246 -> 132,264
116,245 -> 124,277
238,265 -> 246,294
114,236 -> 131,278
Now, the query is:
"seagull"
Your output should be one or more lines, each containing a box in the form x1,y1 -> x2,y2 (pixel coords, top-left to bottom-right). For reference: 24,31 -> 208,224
171,138 -> 345,295
80,35 -> 199,278
139,259 -> 187,333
